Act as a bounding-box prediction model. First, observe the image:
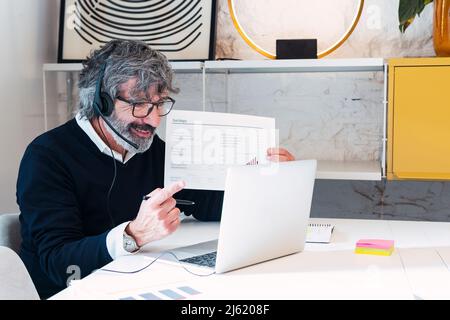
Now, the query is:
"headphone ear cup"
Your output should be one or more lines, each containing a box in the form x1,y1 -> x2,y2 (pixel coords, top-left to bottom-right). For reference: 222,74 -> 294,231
100,92 -> 114,117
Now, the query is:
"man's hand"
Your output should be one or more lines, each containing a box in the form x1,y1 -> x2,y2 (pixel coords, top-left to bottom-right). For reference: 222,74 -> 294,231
126,180 -> 185,247
267,147 -> 295,162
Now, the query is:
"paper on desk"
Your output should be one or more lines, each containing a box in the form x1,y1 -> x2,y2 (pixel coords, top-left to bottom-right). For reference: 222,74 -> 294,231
164,110 -> 276,190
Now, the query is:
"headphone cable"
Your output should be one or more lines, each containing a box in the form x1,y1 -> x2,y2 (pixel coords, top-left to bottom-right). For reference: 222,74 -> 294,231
94,119 -> 215,278
97,117 -> 117,228
100,251 -> 216,277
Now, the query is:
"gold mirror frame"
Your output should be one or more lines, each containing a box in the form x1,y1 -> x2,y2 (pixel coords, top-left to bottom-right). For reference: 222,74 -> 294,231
228,0 -> 365,59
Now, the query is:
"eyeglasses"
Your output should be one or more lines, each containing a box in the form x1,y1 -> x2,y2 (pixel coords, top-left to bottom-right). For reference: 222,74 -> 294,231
116,95 -> 175,118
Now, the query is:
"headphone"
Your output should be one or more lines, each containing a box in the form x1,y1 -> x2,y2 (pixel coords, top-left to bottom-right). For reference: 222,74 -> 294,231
92,62 -> 139,150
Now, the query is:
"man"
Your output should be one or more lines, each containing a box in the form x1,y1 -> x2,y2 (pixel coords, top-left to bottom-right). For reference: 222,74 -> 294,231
17,40 -> 295,299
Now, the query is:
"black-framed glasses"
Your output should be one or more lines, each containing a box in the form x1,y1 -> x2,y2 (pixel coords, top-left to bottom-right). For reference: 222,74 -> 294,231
116,96 -> 175,118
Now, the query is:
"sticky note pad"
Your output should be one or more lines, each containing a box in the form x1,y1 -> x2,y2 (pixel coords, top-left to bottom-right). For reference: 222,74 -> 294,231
356,239 -> 394,249
355,239 -> 394,256
355,247 -> 394,256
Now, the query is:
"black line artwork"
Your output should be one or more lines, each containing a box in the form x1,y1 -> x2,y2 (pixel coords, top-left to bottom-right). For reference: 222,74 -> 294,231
58,0 -> 216,62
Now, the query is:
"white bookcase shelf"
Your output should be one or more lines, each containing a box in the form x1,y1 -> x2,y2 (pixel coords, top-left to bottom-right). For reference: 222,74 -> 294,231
42,58 -> 386,181
317,160 -> 381,180
204,58 -> 384,73
43,61 -> 203,73
43,58 -> 384,73
43,63 -> 82,72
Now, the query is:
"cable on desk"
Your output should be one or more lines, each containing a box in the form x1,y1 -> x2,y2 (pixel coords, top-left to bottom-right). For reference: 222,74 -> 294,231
100,251 -> 217,277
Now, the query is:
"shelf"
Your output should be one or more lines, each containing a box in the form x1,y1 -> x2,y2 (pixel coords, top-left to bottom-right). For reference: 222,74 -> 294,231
42,61 -> 203,73
204,58 -> 385,74
169,61 -> 203,73
43,59 -> 384,73
43,63 -> 82,71
316,160 -> 381,180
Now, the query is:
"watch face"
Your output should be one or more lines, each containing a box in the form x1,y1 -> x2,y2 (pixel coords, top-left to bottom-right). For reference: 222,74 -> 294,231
123,234 -> 138,252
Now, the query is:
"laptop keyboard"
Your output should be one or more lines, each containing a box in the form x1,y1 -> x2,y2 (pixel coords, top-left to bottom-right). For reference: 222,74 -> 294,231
180,251 -> 217,268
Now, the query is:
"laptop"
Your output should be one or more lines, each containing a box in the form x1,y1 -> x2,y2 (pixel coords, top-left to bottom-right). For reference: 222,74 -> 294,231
163,160 -> 317,273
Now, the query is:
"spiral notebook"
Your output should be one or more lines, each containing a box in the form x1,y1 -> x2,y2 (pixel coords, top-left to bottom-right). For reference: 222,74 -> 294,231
306,223 -> 335,243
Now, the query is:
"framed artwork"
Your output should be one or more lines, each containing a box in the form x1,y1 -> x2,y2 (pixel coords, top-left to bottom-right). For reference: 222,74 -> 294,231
58,0 -> 217,62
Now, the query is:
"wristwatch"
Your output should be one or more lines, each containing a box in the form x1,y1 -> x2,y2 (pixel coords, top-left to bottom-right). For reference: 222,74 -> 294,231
123,230 -> 140,253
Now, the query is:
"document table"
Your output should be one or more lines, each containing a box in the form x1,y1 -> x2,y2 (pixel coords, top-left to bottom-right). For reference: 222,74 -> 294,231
51,217 -> 450,300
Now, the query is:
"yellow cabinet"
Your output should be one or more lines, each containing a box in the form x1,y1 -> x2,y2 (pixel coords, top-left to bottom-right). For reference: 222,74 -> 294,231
387,58 -> 450,180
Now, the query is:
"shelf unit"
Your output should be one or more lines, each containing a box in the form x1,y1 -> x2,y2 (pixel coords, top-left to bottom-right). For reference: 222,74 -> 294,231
43,58 -> 386,181
387,57 -> 450,180
204,58 -> 386,181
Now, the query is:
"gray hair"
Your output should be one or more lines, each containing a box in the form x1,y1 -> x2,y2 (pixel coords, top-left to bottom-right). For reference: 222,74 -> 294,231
78,39 -> 178,120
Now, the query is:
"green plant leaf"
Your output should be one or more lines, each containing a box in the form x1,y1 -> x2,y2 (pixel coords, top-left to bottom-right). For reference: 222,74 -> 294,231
399,0 -> 433,32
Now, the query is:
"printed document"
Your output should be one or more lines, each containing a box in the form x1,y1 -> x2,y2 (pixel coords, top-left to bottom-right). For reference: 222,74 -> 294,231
164,110 -> 276,191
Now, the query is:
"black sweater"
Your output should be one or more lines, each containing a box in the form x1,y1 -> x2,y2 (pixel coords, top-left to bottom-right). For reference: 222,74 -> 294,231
16,119 -> 223,299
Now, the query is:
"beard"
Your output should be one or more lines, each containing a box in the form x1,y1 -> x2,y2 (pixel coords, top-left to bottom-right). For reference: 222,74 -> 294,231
103,112 -> 156,154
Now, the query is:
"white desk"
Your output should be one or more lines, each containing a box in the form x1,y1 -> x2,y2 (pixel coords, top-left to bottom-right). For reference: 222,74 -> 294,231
51,218 -> 450,300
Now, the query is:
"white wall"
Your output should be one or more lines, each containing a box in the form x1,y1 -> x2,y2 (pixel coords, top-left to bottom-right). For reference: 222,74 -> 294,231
0,0 -> 59,212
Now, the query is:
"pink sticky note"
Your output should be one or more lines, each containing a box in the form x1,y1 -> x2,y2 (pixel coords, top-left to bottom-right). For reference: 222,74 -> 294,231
356,239 -> 394,250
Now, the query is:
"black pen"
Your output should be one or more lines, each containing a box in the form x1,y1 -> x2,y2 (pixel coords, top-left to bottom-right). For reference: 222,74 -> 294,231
142,195 -> 195,206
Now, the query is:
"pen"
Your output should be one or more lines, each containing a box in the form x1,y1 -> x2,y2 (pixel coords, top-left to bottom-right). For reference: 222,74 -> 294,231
142,195 -> 195,206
